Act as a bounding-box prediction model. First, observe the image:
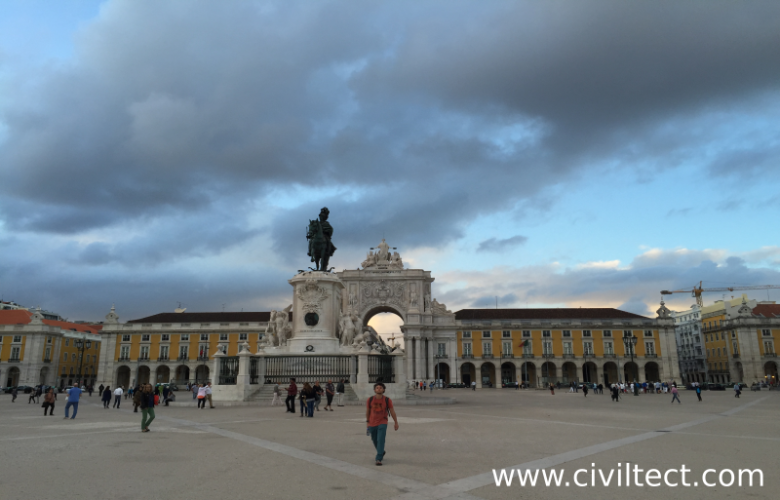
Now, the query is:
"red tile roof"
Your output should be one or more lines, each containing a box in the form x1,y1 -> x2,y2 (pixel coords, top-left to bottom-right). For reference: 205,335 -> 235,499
455,308 -> 649,321
0,310 -> 101,333
752,304 -> 780,318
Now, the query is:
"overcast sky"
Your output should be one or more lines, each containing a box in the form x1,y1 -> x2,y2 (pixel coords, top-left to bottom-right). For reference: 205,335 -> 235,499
1,1 -> 779,330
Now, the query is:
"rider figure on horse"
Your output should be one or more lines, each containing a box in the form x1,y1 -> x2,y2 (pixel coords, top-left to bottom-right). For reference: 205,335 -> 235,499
307,207 -> 336,271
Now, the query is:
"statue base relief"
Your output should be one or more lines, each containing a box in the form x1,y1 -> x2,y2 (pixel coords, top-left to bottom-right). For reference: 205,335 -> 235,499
285,271 -> 345,354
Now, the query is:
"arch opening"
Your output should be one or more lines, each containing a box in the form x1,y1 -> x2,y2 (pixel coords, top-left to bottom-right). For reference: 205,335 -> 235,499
364,308 -> 405,349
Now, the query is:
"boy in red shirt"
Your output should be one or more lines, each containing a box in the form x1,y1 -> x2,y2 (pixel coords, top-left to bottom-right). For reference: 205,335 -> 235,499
366,382 -> 399,466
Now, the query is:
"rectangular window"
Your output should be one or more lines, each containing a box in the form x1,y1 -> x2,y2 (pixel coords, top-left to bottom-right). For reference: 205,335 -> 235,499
502,341 -> 512,355
502,330 -> 511,338
562,330 -> 571,337
161,334 -> 170,341
47,337 -> 52,344
179,345 -> 189,359
12,335 -> 22,343
160,345 -> 169,359
44,347 -> 51,360
463,343 -> 472,356
582,330 -> 591,337
716,348 -> 720,356
762,329 -> 772,337
603,330 -> 612,337
732,342 -> 738,354
122,334 -> 131,342
604,342 -> 614,354
200,334 -> 209,341
141,334 -> 150,342
542,341 -> 552,355
623,330 -> 632,338
65,339 -> 69,346
239,333 -> 248,341
10,346 -> 20,360
462,331 -> 471,338
522,330 -> 531,337
563,342 -> 573,354
120,345 -> 130,359
715,332 -> 719,341
63,353 -> 68,362
542,330 -> 551,338
644,330 -> 653,337
482,331 -> 491,338
645,342 -> 655,355
140,346 -> 149,360
220,333 -> 229,341
198,344 -> 209,358
763,341 -> 774,354
438,343 -> 446,356
180,334 -> 190,341
583,342 -> 593,355
482,342 -> 493,355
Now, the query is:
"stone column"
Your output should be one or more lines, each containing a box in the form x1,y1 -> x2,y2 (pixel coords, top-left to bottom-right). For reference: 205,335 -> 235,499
349,355 -> 357,384
357,349 -> 369,385
392,350 -> 405,387
212,350 -> 224,385
476,361 -> 483,389
236,349 -> 251,400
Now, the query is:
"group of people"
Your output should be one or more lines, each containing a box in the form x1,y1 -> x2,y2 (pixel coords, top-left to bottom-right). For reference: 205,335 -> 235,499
281,378 -> 340,416
409,380 -> 437,391
188,382 -> 213,408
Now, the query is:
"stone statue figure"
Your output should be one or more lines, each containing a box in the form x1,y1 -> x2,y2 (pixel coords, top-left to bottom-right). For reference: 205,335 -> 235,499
376,238 -> 390,262
306,207 -> 336,271
391,251 -> 403,268
275,304 -> 293,345
361,251 -> 376,268
340,312 -> 356,346
348,292 -> 358,308
423,293 -> 431,311
410,285 -> 418,307
350,312 -> 363,343
431,298 -> 451,314
265,311 -> 278,346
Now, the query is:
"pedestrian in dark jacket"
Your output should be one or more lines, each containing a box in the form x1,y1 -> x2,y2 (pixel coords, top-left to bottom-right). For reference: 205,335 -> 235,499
101,386 -> 112,408
140,384 -> 156,432
132,385 -> 142,413
42,388 -> 56,416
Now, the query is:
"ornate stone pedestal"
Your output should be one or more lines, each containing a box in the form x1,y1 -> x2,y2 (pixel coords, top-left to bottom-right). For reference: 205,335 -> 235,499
286,271 -> 345,353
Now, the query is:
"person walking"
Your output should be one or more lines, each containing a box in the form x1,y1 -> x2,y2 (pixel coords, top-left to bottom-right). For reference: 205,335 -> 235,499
205,382 -> 214,408
471,380 -> 476,391
113,386 -> 123,408
299,384 -> 308,417
140,384 -> 155,432
671,385 -> 681,404
285,378 -> 298,413
64,383 -> 82,419
324,380 -> 335,411
191,383 -> 198,400
162,385 -> 170,406
101,386 -> 112,408
549,383 -> 555,395
303,383 -> 316,417
42,388 -> 56,416
28,388 -> 37,404
695,384 -> 702,402
365,382 -> 399,466
98,384 -> 105,396
87,385 -> 93,397
124,386 -> 129,400
734,383 -> 741,398
196,384 -> 207,409
132,385 -> 142,413
11,387 -> 18,403
271,383 -> 281,406
336,379 -> 345,407
582,384 -> 589,397
313,381 -> 323,411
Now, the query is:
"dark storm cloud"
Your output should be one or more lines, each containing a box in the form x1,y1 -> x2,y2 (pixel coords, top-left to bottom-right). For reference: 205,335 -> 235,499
1,0 -> 778,247
477,235 -> 528,253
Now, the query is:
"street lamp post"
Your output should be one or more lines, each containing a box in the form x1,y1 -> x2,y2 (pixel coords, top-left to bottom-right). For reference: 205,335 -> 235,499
623,335 -> 638,395
74,337 -> 92,388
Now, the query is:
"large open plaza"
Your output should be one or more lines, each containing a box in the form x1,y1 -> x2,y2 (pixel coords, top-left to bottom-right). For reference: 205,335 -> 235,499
1,387 -> 775,500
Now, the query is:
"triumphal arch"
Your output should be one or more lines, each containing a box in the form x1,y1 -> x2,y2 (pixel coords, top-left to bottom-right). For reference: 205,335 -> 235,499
337,239 -> 458,383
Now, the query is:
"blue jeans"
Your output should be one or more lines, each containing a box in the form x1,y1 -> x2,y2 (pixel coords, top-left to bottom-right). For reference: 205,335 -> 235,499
306,400 -> 314,417
65,401 -> 79,418
368,424 -> 387,461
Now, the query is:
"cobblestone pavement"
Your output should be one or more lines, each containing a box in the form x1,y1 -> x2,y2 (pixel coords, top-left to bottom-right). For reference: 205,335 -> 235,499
0,388 -> 776,500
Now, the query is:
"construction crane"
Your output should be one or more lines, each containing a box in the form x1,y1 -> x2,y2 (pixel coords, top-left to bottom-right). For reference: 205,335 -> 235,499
661,281 -> 780,307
